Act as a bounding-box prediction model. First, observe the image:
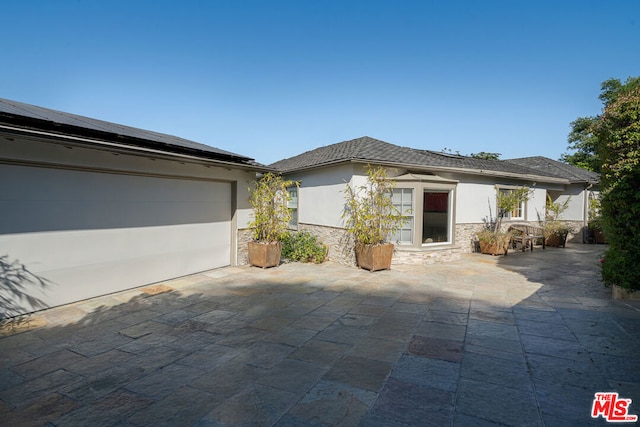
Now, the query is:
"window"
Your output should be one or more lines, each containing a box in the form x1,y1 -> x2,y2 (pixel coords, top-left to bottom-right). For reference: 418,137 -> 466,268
391,188 -> 413,244
423,191 -> 450,244
287,187 -> 298,229
499,188 -> 525,220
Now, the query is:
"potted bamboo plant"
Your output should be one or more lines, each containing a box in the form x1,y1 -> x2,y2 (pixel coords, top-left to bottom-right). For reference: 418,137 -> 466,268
247,172 -> 294,268
477,186 -> 531,255
544,195 -> 572,247
343,165 -> 404,271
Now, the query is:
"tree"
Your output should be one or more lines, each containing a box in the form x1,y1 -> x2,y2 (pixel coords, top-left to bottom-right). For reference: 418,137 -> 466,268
561,77 -> 640,172
586,77 -> 640,290
470,152 -> 501,160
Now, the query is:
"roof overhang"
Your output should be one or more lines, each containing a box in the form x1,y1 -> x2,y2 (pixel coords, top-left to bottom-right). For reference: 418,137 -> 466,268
0,124 -> 274,173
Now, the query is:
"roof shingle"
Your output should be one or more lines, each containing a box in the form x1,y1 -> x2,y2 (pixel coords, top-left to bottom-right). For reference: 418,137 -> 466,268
270,136 -> 596,183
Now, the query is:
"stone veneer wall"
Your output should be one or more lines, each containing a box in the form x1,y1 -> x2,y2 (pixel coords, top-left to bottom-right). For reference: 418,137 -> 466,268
455,223 -> 487,253
298,224 -> 356,266
237,228 -> 253,266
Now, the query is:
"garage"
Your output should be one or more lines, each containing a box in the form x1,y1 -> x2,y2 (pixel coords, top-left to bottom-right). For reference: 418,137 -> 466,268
0,97 -> 267,316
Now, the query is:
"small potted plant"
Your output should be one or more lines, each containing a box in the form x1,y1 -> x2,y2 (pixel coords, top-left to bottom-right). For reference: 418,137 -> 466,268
544,195 -> 572,247
477,186 -> 531,255
247,172 -> 295,268
342,165 -> 404,271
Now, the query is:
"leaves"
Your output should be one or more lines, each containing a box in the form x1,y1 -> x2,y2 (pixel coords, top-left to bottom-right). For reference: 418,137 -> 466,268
248,173 -> 295,243
342,165 -> 404,245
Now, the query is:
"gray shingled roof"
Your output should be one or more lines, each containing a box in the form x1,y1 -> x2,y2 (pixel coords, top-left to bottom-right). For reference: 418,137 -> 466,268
270,136 -> 583,183
0,97 -> 266,168
506,156 -> 599,184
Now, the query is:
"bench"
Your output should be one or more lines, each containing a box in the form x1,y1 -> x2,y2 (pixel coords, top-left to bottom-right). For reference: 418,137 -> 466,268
508,224 -> 545,252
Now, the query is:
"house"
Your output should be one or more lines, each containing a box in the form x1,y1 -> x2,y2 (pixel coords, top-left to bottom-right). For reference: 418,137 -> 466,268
0,98 -> 270,316
270,136 -> 599,265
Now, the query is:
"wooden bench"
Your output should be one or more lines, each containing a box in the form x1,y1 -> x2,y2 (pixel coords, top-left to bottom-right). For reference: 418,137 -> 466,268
508,224 -> 545,252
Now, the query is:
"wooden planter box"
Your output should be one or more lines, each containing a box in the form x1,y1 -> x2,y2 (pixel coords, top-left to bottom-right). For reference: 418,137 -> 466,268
478,238 -> 509,256
545,231 -> 569,248
355,243 -> 394,272
248,241 -> 282,268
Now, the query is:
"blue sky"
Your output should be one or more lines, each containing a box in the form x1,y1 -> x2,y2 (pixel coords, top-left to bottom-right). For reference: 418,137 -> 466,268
2,1 -> 639,165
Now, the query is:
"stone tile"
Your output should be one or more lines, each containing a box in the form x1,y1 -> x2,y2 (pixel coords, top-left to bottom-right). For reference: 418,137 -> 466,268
516,319 -> 575,341
215,326 -> 269,348
193,309 -> 237,324
348,303 -> 390,317
336,313 -> 378,327
116,331 -> 179,354
124,363 -> 204,399
534,381 -> 602,426
366,323 -> 415,343
61,366 -> 146,404
203,384 -> 297,426
591,354 -> 640,382
250,316 -> 294,331
53,389 -> 153,426
163,330 -> 221,352
349,337 -> 406,363
289,314 -> 337,331
416,321 -> 466,341
10,349 -> 87,380
407,335 -> 463,363
424,309 -> 468,325
0,368 -> 26,393
68,331 -> 134,357
323,355 -> 392,392
456,378 -> 542,426
189,361 -> 268,397
123,346 -> 190,376
176,343 -> 244,371
288,339 -> 351,366
0,369 -> 81,408
526,352 -> 607,390
230,342 -> 296,369
1,392 -> 79,426
453,412 -> 508,426
466,319 -> 520,341
370,378 -> 454,426
461,352 -> 532,391
118,320 -> 172,339
315,324 -> 369,344
262,326 -> 318,347
65,349 -> 134,376
520,333 -> 586,360
127,385 -> 224,427
465,335 -> 525,359
392,354 -> 459,392
0,347 -> 36,370
153,309 -> 199,326
287,379 -> 377,426
257,358 -> 326,393
430,297 -> 470,313
513,307 -> 564,324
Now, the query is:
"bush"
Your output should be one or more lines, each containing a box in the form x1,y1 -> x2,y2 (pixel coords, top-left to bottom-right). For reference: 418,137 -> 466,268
281,231 -> 327,263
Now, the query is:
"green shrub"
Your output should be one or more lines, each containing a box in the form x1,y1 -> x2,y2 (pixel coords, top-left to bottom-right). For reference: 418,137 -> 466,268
281,231 -> 327,263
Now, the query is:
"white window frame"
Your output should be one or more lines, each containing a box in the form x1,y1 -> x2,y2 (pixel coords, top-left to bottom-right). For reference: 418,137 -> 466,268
422,188 -> 454,247
392,188 -> 414,244
497,186 -> 527,222
287,187 -> 298,229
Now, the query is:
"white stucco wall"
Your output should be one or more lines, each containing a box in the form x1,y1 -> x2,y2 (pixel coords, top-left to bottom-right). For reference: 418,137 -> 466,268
285,163 -> 356,228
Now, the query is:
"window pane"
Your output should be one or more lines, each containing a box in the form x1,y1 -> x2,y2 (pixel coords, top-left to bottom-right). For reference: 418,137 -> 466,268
391,188 -> 413,244
423,191 -> 449,244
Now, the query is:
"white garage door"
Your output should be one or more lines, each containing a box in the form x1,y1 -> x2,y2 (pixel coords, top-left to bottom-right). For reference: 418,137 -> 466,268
1,164 -> 232,311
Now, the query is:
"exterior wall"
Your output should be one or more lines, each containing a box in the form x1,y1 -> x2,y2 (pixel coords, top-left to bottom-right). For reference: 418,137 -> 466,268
1,135 -> 255,315
299,223 -> 355,265
289,163 -> 356,228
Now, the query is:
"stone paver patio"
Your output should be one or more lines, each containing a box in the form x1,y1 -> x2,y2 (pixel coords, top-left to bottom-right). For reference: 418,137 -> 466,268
1,245 -> 639,426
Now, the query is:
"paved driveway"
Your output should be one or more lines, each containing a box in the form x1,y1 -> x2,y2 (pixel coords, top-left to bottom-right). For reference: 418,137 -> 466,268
1,245 -> 639,426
